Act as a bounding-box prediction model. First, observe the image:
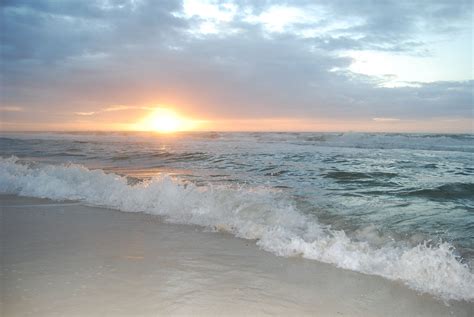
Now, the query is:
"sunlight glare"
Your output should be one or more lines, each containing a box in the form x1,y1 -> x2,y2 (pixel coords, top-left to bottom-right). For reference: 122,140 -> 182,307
139,108 -> 187,133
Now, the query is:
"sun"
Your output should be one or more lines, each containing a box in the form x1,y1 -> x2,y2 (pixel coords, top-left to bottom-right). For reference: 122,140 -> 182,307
137,108 -> 197,133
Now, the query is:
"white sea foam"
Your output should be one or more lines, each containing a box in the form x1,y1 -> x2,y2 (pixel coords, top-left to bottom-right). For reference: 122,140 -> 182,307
1,156 -> 473,302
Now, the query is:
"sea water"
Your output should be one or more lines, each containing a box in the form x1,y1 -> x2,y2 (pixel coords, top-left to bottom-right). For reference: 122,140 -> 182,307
1,131 -> 473,301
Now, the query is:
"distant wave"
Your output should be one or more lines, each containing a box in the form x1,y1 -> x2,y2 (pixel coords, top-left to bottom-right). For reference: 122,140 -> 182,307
246,132 -> 474,152
295,132 -> 474,152
1,156 -> 473,302
399,183 -> 474,200
323,171 -> 398,180
110,151 -> 210,162
2,132 -> 473,152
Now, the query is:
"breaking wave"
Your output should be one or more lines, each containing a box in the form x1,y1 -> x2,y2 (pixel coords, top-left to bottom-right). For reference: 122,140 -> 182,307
1,156 -> 473,302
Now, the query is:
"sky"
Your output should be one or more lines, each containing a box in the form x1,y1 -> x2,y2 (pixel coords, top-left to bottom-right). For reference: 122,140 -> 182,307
0,0 -> 473,132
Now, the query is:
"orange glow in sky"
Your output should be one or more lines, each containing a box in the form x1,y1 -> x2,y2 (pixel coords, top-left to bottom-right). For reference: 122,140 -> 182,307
1,104 -> 471,133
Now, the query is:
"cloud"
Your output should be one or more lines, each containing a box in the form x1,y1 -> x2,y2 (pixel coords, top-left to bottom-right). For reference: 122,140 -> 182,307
74,111 -> 95,116
0,0 -> 472,131
373,117 -> 400,122
0,106 -> 23,112
102,105 -> 154,112
73,105 -> 156,116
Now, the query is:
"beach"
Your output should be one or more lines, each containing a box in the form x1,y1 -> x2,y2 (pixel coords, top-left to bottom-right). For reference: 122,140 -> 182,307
2,194 -> 472,316
3,0 -> 473,314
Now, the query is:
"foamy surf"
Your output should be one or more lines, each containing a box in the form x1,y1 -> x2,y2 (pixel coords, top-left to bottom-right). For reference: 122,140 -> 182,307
1,156 -> 473,302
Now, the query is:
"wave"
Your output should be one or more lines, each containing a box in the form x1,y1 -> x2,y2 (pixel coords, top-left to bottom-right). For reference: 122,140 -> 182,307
0,156 -> 473,302
2,132 -> 473,153
305,133 -> 474,152
108,151 -> 212,164
399,183 -> 474,200
242,132 -> 474,152
323,171 -> 398,181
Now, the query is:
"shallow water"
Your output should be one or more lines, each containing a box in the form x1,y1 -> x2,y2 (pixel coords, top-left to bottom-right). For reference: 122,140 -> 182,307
1,131 -> 473,301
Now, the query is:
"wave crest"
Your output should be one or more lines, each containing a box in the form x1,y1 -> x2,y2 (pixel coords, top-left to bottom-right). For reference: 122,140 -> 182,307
399,183 -> 474,200
1,156 -> 473,302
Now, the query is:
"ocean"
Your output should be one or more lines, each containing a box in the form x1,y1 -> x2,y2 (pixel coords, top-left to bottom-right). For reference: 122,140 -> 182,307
1,131 -> 473,301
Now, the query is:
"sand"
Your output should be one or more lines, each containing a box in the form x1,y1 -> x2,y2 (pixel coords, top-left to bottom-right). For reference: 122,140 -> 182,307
1,195 -> 472,316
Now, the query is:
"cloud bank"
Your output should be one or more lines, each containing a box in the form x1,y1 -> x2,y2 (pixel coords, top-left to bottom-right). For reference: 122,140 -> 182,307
1,0 -> 472,131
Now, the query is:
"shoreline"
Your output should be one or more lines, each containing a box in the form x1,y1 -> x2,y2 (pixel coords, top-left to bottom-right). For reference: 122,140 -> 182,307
1,195 -> 473,316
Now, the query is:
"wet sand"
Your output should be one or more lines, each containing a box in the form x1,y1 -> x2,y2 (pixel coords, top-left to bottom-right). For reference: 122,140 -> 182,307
1,195 -> 472,316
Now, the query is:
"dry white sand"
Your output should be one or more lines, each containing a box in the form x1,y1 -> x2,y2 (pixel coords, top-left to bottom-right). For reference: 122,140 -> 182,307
1,195 -> 473,316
